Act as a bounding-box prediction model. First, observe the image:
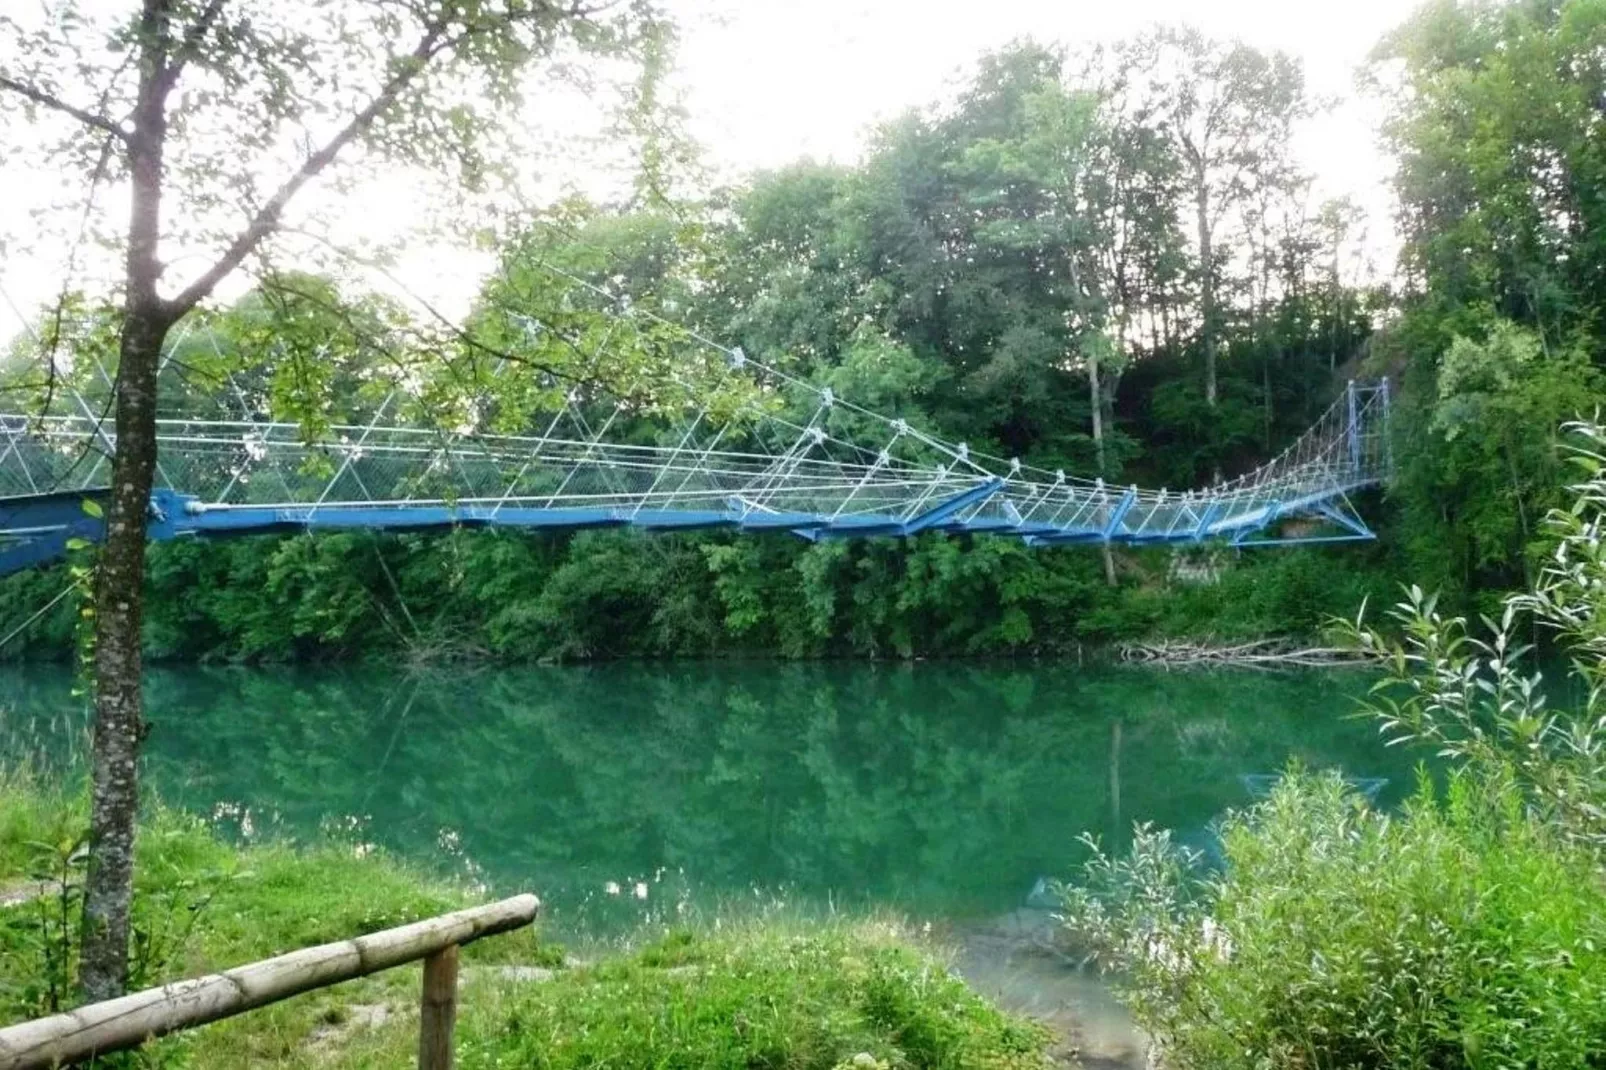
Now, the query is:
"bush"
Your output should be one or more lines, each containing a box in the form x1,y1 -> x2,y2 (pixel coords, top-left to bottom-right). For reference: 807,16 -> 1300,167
1065,771 -> 1606,1069
1062,421 -> 1606,1069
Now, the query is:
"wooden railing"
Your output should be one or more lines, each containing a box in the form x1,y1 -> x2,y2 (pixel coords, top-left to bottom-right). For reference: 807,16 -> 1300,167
0,893 -> 539,1070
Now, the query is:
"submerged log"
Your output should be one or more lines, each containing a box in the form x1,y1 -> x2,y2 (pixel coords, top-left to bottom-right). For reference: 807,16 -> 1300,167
0,894 -> 538,1070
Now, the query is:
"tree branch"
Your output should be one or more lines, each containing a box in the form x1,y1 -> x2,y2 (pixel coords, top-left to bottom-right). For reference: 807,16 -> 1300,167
260,270 -> 601,395
165,23 -> 455,319
0,74 -> 130,144
158,0 -> 228,93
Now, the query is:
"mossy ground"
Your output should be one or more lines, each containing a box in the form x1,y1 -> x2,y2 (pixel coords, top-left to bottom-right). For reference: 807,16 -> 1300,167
0,768 -> 1051,1068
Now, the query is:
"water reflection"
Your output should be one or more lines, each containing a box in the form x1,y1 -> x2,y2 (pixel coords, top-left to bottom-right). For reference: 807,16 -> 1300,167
0,661 -> 1417,928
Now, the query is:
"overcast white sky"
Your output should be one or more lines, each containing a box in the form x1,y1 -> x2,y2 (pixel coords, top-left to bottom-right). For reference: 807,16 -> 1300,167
675,0 -> 1407,207
0,0 -> 1418,338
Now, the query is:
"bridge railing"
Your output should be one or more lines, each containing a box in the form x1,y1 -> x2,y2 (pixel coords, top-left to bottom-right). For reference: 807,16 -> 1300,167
0,375 -> 1392,556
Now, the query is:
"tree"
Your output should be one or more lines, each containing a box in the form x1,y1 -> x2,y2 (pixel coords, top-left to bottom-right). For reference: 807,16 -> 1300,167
1125,28 -> 1311,410
1370,0 -> 1606,599
1374,0 -> 1606,343
1314,197 -> 1367,374
957,61 -> 1131,580
0,0 -> 661,1000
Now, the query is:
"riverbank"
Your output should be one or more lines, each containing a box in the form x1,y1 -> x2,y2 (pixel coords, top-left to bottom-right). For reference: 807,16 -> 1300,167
0,531 -> 1396,665
0,770 -> 1058,1068
0,659 -> 1406,1069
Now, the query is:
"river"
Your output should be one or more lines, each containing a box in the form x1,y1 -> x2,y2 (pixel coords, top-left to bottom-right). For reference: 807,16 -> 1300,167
0,660 -> 1415,927
0,660 -> 1414,1062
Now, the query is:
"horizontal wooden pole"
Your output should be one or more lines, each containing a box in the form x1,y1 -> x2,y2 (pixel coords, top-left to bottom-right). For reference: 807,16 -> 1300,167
0,893 -> 538,1070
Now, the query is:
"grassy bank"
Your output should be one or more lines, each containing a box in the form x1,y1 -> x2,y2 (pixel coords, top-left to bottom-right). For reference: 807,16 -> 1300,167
0,769 -> 1050,1068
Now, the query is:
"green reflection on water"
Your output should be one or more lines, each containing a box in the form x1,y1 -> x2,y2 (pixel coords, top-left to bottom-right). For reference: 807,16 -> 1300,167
0,662 -> 1418,931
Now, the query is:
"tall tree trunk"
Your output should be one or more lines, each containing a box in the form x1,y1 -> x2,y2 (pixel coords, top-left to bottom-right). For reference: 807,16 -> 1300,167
63,0 -> 468,1002
1262,357 -> 1273,451
1330,241 -> 1341,373
1258,236 -> 1273,451
80,3 -> 173,1000
1195,174 -> 1216,407
80,311 -> 166,1001
1090,352 -> 1117,586
1089,349 -> 1106,476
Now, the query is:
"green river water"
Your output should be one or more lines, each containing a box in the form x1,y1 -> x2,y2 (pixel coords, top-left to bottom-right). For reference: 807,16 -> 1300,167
0,661 -> 1416,938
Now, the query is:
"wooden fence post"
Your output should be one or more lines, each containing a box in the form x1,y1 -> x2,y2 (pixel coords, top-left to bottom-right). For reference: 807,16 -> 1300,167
418,944 -> 460,1070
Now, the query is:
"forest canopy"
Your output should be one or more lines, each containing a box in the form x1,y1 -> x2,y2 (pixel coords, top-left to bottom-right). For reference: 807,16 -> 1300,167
2,1 -> 1602,663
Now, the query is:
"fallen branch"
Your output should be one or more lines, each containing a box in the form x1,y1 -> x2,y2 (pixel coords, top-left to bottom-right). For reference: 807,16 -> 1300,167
1118,638 -> 1380,670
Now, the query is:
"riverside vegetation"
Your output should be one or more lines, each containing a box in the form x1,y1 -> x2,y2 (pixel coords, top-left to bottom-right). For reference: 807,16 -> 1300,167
1058,422 -> 1606,1068
0,766 -> 1050,1069
5,1 -> 1606,1067
7,3 -> 1602,665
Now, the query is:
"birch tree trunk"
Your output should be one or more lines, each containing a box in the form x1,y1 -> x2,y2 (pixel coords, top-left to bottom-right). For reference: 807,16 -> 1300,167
80,3 -> 176,997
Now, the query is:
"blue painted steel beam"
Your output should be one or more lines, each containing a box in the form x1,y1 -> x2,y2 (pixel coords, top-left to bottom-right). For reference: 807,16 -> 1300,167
1103,489 -> 1137,541
634,511 -> 740,531
0,489 -> 118,573
948,518 -> 1025,534
1022,531 -> 1111,547
1231,500 -> 1282,546
1312,499 -> 1372,537
902,479 -> 1004,535
1234,532 -> 1376,547
1192,501 -> 1223,541
0,519 -> 102,574
736,513 -> 831,531
0,471 -> 1383,578
0,488 -> 111,533
802,479 -> 1004,540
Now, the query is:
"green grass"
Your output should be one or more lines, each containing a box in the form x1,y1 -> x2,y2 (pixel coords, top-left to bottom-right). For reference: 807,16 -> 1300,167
0,768 -> 1049,1068
447,922 -> 1048,1070
0,762 -> 81,879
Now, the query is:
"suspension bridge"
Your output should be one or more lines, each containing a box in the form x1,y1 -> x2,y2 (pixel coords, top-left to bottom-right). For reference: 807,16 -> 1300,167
0,267 -> 1392,578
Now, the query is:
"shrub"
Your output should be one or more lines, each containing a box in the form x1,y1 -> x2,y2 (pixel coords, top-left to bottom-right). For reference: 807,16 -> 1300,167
1065,771 -> 1606,1069
1062,421 -> 1606,1069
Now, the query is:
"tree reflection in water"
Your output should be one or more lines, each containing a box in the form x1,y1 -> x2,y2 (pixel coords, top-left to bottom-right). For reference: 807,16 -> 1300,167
0,661 -> 1417,932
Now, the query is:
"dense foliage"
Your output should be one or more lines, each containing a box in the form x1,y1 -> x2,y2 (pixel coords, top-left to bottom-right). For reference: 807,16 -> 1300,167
1066,774 -> 1606,1068
3,2 -> 1604,661
1374,0 -> 1606,603
1059,423 -> 1606,1068
0,530 -> 1389,662
0,30 -> 1397,662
